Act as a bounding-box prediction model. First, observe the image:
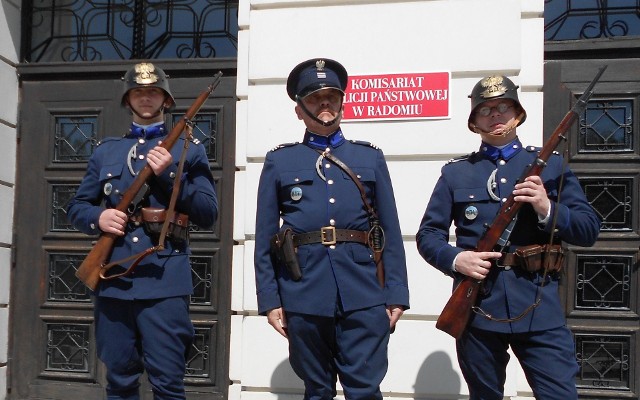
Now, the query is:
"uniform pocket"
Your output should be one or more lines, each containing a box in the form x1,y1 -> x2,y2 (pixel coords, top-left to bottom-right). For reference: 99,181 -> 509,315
452,187 -> 490,203
279,170 -> 315,207
350,243 -> 375,265
453,187 -> 492,225
343,167 -> 376,197
99,162 -> 124,181
280,170 -> 315,186
346,167 -> 376,182
99,163 -> 126,206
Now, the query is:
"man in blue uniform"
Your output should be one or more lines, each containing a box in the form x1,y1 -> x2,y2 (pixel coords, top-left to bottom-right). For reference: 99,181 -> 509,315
416,75 -> 600,399
254,58 -> 409,400
67,62 -> 218,400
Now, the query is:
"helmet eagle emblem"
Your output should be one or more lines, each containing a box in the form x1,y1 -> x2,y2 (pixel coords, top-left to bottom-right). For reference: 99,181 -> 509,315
480,76 -> 507,98
134,63 -> 159,85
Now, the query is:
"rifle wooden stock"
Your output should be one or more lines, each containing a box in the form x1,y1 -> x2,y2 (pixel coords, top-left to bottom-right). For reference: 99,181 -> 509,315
75,72 -> 223,290
436,66 -> 607,339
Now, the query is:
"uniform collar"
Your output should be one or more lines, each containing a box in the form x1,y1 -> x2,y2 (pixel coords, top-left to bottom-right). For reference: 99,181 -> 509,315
303,129 -> 346,149
125,122 -> 167,139
479,137 -> 523,161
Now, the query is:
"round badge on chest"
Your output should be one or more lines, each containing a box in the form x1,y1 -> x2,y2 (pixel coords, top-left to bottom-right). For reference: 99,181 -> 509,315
290,187 -> 302,201
465,205 -> 478,221
103,182 -> 113,196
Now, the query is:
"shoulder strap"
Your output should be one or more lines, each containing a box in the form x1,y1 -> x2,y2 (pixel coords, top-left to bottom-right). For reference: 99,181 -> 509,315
316,149 -> 377,219
316,149 -> 386,288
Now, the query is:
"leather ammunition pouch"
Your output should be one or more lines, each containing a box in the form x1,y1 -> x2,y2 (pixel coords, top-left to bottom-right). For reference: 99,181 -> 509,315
498,244 -> 565,273
134,207 -> 189,243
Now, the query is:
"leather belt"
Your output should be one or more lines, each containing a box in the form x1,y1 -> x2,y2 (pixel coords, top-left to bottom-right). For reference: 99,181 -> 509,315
496,244 -> 564,273
292,226 -> 369,246
498,252 -> 520,267
128,208 -> 188,226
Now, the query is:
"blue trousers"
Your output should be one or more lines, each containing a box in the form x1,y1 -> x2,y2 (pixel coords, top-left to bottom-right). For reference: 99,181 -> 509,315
286,304 -> 390,400
94,296 -> 194,400
456,326 -> 579,400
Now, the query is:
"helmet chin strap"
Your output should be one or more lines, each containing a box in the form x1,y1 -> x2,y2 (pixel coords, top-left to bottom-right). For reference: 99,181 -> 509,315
297,97 -> 343,127
471,111 -> 526,137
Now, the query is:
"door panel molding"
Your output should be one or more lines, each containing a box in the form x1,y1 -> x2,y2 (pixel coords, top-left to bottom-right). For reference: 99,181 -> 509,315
9,62 -> 236,400
545,58 -> 640,399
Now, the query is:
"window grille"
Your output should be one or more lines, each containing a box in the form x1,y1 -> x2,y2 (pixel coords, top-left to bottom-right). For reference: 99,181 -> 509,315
545,0 -> 640,41
25,0 -> 238,62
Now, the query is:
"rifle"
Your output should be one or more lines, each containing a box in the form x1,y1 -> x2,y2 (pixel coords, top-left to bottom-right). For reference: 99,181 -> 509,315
435,66 -> 607,339
75,71 -> 223,291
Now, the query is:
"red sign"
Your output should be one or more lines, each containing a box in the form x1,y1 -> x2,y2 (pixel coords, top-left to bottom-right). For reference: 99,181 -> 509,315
342,72 -> 450,121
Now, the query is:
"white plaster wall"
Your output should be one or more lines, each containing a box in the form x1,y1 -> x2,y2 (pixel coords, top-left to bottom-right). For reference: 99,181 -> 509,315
0,0 -> 19,398
235,0 -> 544,398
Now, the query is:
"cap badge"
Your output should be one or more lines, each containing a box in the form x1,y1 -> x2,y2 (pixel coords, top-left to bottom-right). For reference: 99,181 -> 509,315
134,63 -> 158,85
315,60 -> 327,79
480,76 -> 507,98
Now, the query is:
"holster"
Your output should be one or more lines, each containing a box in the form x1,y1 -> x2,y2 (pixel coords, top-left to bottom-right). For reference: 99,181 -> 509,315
270,229 -> 302,281
514,244 -> 565,273
140,207 -> 189,243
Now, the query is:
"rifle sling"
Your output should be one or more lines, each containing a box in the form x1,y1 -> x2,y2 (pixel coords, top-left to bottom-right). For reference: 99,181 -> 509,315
158,122 -> 193,247
100,127 -> 192,281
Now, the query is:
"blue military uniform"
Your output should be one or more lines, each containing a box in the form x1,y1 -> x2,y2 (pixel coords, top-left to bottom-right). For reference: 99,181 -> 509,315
254,128 -> 409,399
256,57 -> 409,400
255,129 -> 409,314
416,137 -> 600,399
67,122 -> 218,399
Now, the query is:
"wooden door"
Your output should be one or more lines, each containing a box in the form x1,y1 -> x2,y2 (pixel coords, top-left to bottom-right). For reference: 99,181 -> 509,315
544,59 -> 640,399
9,62 -> 235,400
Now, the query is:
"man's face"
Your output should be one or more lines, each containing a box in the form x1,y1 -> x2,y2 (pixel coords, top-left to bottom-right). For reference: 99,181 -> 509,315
472,98 -> 518,145
126,87 -> 168,123
295,88 -> 344,135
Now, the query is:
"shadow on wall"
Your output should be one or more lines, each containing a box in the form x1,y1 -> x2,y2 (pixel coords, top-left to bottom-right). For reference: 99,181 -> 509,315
271,359 -> 304,398
414,350 -> 462,398
269,351 -> 461,398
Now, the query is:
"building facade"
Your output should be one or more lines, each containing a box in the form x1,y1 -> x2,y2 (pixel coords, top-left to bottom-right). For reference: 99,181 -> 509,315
236,1 -> 543,399
0,0 -> 20,397
2,1 -> 639,399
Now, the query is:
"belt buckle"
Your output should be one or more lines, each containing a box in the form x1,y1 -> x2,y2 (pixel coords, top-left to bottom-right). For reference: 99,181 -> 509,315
320,226 -> 337,245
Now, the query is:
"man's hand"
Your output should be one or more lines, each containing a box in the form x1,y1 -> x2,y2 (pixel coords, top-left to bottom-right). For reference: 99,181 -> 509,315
98,208 -> 128,236
266,307 -> 288,338
454,250 -> 502,280
147,141 -> 173,176
386,305 -> 404,330
513,175 -> 551,218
